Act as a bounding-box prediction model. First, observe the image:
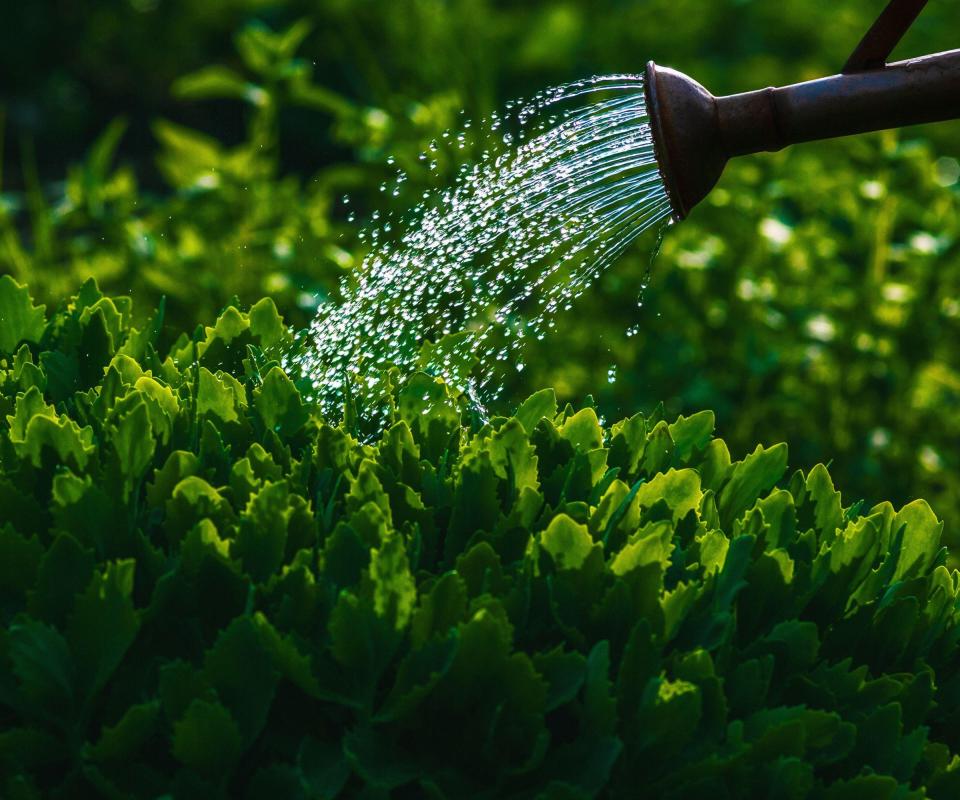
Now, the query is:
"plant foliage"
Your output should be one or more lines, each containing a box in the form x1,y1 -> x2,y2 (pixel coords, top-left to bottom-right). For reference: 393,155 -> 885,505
2,280 -> 960,799
3,8 -> 959,558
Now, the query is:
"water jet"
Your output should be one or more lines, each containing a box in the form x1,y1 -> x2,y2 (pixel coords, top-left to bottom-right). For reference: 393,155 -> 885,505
646,0 -> 960,219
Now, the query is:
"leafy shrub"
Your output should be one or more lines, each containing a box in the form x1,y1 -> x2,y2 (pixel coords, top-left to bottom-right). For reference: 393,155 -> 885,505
518,133 -> 960,559
2,279 -> 960,799
5,10 -> 960,562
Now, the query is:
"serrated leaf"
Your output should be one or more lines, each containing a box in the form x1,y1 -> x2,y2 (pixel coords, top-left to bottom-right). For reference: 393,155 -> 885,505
541,514 -> 598,571
28,532 -> 95,626
0,526 -> 43,606
893,500 -> 943,581
718,443 -> 789,528
559,408 -> 604,453
254,366 -> 308,437
298,736 -> 351,799
411,571 -> 467,648
110,399 -> 155,499
202,617 -> 278,747
0,276 -> 46,354
369,530 -> 417,630
610,521 -> 673,577
7,387 -> 96,471
234,480 -> 292,583
635,468 -> 702,521
7,620 -> 75,716
375,630 -> 459,722
532,645 -> 587,712
516,389 -> 558,435
171,699 -> 242,778
196,367 -> 242,423
248,297 -> 289,348
328,589 -> 401,693
66,560 -> 139,701
343,725 -> 420,790
668,411 -> 715,461
86,700 -> 161,762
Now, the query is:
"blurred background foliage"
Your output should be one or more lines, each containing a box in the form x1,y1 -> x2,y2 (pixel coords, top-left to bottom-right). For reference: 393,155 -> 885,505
1,0 -> 959,543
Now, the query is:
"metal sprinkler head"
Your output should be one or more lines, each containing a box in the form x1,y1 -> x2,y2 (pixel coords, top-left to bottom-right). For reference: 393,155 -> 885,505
644,0 -> 960,220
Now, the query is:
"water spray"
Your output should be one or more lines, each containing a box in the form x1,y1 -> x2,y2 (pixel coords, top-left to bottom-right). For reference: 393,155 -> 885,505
645,0 -> 960,219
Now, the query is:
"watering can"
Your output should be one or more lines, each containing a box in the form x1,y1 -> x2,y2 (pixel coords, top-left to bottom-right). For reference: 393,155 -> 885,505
645,0 -> 960,219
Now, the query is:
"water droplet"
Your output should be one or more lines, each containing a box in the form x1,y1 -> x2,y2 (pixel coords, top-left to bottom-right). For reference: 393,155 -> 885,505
292,74 -> 672,433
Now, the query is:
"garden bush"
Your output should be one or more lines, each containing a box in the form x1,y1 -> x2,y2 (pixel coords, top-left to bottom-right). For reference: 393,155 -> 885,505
3,278 -> 960,799
4,10 -> 959,558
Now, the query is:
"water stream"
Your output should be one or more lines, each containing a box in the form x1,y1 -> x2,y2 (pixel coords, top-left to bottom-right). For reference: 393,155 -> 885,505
287,74 -> 673,426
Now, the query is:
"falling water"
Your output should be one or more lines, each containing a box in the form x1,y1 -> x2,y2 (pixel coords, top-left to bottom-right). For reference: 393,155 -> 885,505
288,74 -> 673,426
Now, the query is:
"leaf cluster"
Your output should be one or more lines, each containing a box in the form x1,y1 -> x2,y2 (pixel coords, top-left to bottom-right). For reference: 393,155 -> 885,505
3,280 -> 960,799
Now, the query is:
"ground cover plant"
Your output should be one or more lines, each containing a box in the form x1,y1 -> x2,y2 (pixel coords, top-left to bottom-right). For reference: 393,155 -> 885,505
3,5 -> 959,555
3,281 -> 960,798
4,2 -> 960,797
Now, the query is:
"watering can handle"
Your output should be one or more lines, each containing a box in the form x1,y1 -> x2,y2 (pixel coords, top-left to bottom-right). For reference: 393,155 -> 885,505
843,0 -> 929,72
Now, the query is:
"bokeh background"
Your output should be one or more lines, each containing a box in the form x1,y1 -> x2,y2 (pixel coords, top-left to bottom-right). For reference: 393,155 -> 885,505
2,0 -> 959,544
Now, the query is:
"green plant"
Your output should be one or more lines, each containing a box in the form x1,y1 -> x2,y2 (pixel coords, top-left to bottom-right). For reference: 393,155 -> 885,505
4,10 -> 960,553
2,278 -> 960,798
0,20 -> 374,334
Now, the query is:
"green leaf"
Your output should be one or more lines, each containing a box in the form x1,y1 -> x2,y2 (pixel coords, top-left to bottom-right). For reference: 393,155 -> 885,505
171,699 -> 242,778
417,331 -> 479,388
298,737 -> 351,799
610,521 -> 673,577
489,418 -> 540,493
802,464 -> 844,539
248,298 -> 289,348
0,526 -> 42,605
559,408 -> 604,452
634,468 -> 702,521
608,413 -> 648,477
86,701 -> 161,762
375,631 -> 459,722
173,65 -> 261,104
369,530 -> 417,631
28,532 -> 95,626
638,678 -> 702,753
328,589 -> 400,692
411,571 -> 468,648
202,617 -> 278,747
7,387 -> 96,471
152,119 -> 224,190
532,645 -> 587,712
718,443 -> 789,528
235,22 -> 277,74
66,560 -> 139,700
541,514 -> 599,571
343,726 -> 420,790
515,389 -> 558,434
7,620 -> 75,716
0,276 -> 45,355
668,411 -> 715,461
164,477 -> 235,543
234,481 -> 292,583
254,366 -> 308,437
893,499 -> 943,581
196,367 -> 243,423
110,399 -> 155,499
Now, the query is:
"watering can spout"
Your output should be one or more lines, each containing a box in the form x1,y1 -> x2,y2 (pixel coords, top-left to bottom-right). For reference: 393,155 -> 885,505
645,0 -> 960,220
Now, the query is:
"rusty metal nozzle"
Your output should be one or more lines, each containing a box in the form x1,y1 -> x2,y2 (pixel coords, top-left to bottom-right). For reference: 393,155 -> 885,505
645,0 -> 960,220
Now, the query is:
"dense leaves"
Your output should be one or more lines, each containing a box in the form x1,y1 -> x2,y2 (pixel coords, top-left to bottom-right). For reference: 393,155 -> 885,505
3,5 -> 960,560
2,282 -> 960,798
